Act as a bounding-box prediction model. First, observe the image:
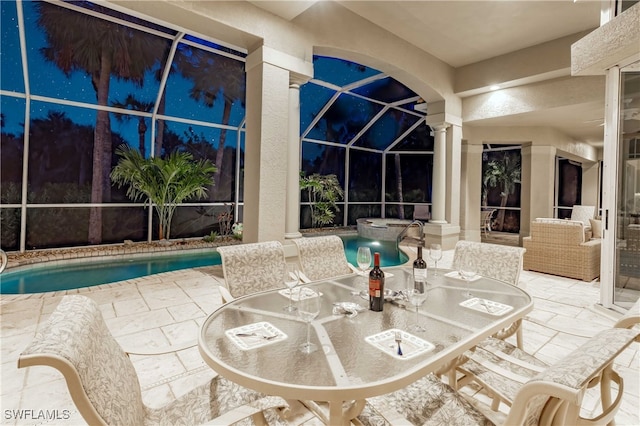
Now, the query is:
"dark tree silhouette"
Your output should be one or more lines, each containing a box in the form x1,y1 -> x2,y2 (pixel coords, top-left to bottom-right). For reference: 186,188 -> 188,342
174,46 -> 245,197
112,94 -> 154,157
36,2 -> 168,243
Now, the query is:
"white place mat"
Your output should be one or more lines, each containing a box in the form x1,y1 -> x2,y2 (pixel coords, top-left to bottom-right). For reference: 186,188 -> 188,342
444,271 -> 482,281
278,287 -> 323,301
225,322 -> 287,350
365,328 -> 435,360
459,298 -> 514,316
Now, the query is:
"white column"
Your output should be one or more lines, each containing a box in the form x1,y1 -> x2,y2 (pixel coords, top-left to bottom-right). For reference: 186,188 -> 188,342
243,46 -> 313,243
285,80 -> 304,239
431,124 -> 450,224
244,58 -> 290,243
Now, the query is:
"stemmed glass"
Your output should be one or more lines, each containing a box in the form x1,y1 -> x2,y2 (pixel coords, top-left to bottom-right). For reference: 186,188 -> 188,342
406,278 -> 428,332
429,244 -> 442,276
458,261 -> 476,298
283,263 -> 300,313
356,246 -> 372,295
298,288 -> 321,354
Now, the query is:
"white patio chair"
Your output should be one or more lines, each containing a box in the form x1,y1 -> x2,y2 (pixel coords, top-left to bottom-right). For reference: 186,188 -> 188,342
217,241 -> 287,302
452,240 -> 527,349
18,295 -> 289,426
480,209 -> 496,236
291,235 -> 357,282
359,327 -> 639,426
455,299 -> 640,414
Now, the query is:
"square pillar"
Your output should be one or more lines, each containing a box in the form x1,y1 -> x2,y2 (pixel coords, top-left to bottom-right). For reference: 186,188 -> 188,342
244,55 -> 290,242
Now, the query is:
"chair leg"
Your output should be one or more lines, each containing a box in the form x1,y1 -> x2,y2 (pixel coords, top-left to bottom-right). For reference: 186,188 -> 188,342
516,326 -> 523,350
600,366 -> 615,426
448,368 -> 458,390
490,397 -> 500,411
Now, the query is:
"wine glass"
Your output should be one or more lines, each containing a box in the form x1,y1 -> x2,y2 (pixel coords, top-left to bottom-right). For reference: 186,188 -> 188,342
429,244 -> 442,276
356,246 -> 372,295
458,261 -> 476,298
298,288 -> 321,354
406,279 -> 428,332
283,263 -> 300,312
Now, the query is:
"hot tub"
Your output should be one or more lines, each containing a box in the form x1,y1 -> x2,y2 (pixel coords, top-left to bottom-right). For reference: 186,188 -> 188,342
356,218 -> 422,241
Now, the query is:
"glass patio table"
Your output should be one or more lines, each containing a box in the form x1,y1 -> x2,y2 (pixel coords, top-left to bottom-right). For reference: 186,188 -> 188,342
198,266 -> 533,425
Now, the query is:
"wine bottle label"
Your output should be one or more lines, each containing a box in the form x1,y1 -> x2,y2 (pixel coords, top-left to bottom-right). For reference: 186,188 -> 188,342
369,278 -> 381,297
413,268 -> 427,281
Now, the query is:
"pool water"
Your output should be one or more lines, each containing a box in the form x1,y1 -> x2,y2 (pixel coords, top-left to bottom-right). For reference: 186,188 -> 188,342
1,251 -> 222,294
1,236 -> 408,294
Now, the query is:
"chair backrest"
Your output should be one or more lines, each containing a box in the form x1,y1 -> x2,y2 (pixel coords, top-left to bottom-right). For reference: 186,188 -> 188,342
570,205 -> 596,227
480,210 -> 495,227
292,235 -> 354,281
217,241 -> 287,298
505,327 -> 640,426
530,218 -> 586,244
18,295 -> 145,426
452,240 -> 526,286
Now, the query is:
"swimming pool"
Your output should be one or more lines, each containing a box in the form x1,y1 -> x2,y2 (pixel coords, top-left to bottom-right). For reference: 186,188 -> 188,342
1,236 -> 408,294
1,251 -> 222,295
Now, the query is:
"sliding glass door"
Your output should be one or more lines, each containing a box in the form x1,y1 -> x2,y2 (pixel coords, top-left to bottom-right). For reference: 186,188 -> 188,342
602,61 -> 640,310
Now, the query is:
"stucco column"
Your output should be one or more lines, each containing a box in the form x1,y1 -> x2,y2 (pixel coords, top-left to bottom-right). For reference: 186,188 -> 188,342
431,124 -> 449,224
243,46 -> 313,244
244,58 -> 289,243
520,144 -> 556,243
461,142 -> 483,241
285,78 -> 308,240
445,123 -> 463,226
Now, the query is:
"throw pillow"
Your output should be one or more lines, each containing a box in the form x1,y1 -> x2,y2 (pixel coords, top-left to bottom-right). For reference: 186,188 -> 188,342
589,218 -> 603,239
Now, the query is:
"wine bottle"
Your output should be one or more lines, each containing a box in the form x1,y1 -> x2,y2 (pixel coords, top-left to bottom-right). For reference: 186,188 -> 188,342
369,252 -> 385,312
413,246 -> 428,286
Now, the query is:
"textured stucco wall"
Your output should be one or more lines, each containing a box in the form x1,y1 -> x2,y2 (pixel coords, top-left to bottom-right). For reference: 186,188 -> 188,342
572,3 -> 640,76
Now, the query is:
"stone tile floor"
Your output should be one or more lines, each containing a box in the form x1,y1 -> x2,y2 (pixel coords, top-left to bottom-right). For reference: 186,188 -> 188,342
1,249 -> 638,425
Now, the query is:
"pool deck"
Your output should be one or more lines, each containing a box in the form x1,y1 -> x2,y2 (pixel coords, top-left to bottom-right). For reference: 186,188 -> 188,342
1,248 -> 639,425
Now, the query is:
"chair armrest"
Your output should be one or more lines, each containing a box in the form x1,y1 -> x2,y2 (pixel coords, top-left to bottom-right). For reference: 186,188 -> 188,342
219,285 -> 234,303
615,298 -> 640,329
348,264 -> 360,274
580,239 -> 601,247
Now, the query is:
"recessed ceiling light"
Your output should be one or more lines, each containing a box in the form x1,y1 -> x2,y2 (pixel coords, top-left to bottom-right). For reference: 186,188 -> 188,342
489,85 -> 500,91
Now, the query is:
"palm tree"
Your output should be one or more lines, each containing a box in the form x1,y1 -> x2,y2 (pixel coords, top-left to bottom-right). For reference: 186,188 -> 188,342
36,2 -> 168,244
300,173 -> 344,228
110,145 -> 216,240
112,94 -> 154,157
483,152 -> 521,231
174,47 -> 245,197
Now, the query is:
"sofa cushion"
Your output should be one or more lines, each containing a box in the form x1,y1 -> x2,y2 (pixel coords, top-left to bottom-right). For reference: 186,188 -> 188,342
589,218 -> 603,239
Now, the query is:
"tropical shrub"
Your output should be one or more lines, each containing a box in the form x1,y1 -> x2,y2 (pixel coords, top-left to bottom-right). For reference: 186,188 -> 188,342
110,145 -> 216,240
300,173 -> 344,228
